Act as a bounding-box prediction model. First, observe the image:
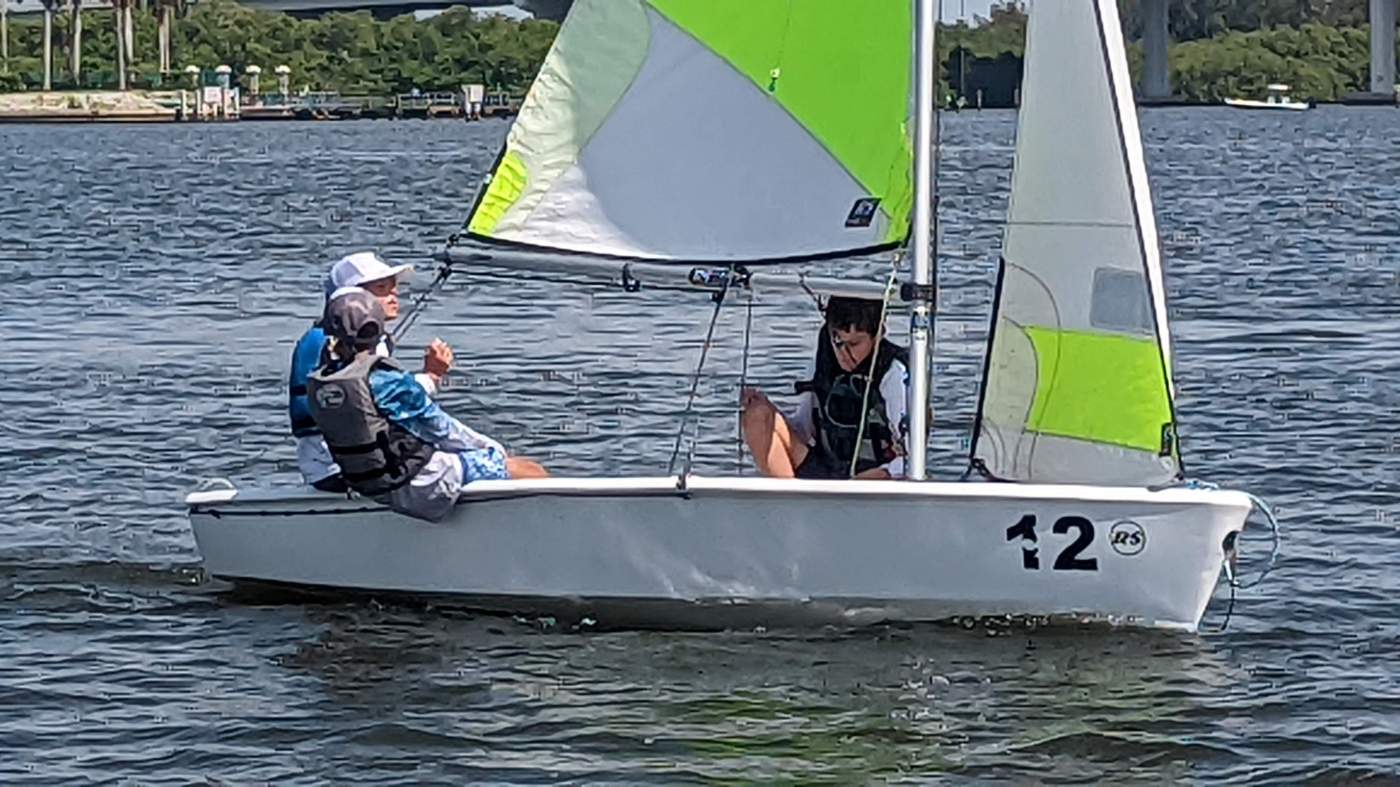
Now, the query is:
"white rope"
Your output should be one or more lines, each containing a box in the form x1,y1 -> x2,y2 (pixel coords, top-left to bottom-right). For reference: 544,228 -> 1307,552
847,253 -> 904,479
1186,478 -> 1281,590
735,288 -> 754,474
1237,491 -> 1282,589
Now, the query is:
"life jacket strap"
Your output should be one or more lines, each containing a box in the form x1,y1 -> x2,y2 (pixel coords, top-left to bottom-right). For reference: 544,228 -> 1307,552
340,467 -> 385,483
334,440 -> 386,456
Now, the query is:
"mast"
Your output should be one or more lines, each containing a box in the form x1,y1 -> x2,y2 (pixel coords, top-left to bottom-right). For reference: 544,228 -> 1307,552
906,0 -> 937,481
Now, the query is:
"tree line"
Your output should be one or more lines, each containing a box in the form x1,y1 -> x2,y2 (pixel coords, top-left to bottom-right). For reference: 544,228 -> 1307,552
1116,0 -> 1372,42
947,1 -> 1387,103
0,0 -> 1390,103
0,0 -> 557,94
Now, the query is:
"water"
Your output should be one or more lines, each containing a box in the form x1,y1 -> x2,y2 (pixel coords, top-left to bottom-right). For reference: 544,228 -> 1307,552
2,107 -> 1398,782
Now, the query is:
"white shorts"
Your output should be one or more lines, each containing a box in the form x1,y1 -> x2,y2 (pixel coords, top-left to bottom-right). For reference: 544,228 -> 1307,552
385,446 -> 508,522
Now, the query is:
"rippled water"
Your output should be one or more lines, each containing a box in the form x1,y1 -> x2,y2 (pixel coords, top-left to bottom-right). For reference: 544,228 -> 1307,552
2,108 -> 1399,781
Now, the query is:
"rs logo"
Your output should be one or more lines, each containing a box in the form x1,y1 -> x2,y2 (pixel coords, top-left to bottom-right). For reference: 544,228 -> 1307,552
1109,521 -> 1146,556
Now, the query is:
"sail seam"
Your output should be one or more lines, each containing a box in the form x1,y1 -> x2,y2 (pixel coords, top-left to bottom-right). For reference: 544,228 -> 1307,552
643,2 -> 908,234
1022,428 -> 1167,452
1006,220 -> 1135,228
457,232 -> 902,268
509,0 -> 657,235
966,257 -> 1006,471
1094,0 -> 1184,476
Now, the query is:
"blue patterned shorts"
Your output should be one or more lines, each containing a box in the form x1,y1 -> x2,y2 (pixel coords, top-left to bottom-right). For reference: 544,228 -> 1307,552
459,446 -> 508,482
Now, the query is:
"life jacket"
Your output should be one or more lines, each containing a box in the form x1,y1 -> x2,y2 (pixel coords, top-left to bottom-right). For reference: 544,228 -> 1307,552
290,325 -> 399,438
794,333 -> 908,477
306,353 -> 436,496
288,323 -> 330,437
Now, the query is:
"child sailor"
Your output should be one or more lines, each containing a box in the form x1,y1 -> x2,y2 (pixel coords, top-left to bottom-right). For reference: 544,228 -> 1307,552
307,287 -> 547,521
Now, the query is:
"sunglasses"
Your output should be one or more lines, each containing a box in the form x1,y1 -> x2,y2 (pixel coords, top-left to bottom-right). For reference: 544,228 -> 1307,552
363,278 -> 400,297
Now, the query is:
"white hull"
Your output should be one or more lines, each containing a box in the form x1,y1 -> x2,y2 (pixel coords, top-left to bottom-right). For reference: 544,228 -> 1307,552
1223,98 -> 1311,111
187,477 -> 1252,632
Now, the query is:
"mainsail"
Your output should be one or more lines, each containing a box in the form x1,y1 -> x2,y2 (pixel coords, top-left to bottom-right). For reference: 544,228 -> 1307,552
971,0 -> 1182,486
463,0 -> 914,264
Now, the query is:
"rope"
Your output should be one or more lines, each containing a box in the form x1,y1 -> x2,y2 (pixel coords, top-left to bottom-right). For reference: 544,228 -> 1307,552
736,288 -> 755,475
1211,575 -> 1237,632
1237,491 -> 1282,590
1185,478 -> 1282,590
392,261 -> 455,343
846,255 -> 904,479
1159,478 -> 1282,632
667,266 -> 735,476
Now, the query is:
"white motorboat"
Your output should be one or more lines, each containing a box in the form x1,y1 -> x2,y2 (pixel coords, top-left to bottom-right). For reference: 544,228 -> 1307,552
187,0 -> 1277,632
1224,83 -> 1312,111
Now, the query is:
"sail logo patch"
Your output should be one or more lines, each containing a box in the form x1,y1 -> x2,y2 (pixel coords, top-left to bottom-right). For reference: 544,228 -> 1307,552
845,197 -> 881,228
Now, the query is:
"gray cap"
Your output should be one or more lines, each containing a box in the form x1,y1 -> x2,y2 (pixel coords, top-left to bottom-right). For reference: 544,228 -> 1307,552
324,287 -> 387,350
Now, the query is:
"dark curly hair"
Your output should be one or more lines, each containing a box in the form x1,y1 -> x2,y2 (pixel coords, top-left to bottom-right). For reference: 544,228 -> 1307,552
823,296 -> 885,336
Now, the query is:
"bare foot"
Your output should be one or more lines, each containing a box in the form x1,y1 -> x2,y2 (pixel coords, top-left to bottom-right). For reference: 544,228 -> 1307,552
506,457 -> 549,479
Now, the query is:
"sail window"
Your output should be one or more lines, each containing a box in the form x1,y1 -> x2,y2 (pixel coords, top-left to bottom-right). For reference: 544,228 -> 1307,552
1089,267 -> 1154,336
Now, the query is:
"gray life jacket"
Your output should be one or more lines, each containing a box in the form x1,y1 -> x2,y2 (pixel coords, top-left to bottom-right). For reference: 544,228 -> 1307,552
306,352 -> 436,496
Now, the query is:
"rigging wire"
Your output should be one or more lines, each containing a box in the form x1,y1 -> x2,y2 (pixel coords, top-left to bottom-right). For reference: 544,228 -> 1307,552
736,287 -> 755,475
847,253 -> 905,479
391,260 -> 456,343
667,266 -> 736,477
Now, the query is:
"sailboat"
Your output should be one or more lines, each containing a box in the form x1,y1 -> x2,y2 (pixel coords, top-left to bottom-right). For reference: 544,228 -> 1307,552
186,0 -> 1276,632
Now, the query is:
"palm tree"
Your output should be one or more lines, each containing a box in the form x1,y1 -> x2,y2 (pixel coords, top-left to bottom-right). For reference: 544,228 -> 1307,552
41,0 -> 58,90
155,0 -> 181,75
112,0 -> 127,89
2,0 -> 10,72
68,0 -> 82,86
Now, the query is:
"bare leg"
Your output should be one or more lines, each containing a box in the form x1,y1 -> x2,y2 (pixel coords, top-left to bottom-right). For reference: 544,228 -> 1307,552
506,456 -> 549,479
741,398 -> 809,478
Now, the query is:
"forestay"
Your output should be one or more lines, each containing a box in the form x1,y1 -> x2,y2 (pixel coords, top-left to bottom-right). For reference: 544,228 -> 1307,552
463,0 -> 914,264
971,0 -> 1182,486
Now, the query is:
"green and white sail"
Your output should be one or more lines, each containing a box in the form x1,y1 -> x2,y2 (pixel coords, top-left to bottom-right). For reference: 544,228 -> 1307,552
463,0 -> 914,264
971,0 -> 1182,486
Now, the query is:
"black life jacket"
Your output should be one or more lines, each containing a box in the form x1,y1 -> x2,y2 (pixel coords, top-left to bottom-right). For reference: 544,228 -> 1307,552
794,333 -> 908,477
306,353 -> 436,496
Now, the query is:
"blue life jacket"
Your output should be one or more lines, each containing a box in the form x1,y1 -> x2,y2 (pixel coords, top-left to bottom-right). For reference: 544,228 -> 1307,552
289,323 -> 331,437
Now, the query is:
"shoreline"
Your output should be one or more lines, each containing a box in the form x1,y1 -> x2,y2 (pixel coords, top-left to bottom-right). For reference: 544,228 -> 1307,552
0,89 -> 518,123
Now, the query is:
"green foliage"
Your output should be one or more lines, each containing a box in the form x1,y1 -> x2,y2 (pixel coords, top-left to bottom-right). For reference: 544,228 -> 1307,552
1170,23 -> 1372,101
2,0 -> 558,94
1119,0 -> 1371,42
937,1 -> 1381,104
0,0 -> 1388,103
936,3 -> 1028,100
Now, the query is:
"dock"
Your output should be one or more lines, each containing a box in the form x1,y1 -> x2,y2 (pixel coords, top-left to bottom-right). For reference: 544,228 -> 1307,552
0,91 -> 178,123
0,85 -> 521,123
